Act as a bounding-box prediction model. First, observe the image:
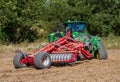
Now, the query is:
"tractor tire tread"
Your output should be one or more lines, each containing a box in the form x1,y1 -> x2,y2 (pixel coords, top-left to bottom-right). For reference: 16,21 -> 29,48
98,40 -> 108,60
13,53 -> 26,68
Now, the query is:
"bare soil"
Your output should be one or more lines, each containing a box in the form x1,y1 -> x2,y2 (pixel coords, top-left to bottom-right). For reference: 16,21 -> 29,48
0,49 -> 120,82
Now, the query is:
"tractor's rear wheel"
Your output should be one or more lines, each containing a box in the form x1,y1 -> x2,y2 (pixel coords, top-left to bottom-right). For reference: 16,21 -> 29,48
34,52 -> 51,69
97,40 -> 108,59
13,53 -> 27,68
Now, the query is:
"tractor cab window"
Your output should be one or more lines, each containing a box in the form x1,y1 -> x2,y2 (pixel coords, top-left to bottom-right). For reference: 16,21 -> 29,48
76,23 -> 85,31
65,23 -> 86,32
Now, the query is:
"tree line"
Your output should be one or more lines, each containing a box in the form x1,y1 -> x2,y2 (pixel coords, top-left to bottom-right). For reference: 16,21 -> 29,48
0,0 -> 120,43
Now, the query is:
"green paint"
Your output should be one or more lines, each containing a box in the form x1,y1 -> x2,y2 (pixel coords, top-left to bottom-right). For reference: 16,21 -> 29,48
48,20 -> 102,58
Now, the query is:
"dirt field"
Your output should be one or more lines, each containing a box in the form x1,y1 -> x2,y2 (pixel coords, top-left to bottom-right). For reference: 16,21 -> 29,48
0,49 -> 120,82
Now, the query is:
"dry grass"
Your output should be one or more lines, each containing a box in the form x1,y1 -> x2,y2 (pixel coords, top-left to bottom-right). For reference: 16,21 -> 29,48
0,41 -> 48,54
0,35 -> 119,53
103,36 -> 120,49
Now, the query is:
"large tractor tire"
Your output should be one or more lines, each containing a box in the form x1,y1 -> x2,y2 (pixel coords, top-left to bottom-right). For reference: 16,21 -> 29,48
13,53 -> 27,68
97,40 -> 108,59
34,52 -> 51,69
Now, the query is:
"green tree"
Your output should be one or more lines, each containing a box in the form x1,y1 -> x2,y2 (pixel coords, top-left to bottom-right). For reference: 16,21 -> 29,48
0,0 -> 44,43
0,0 -> 120,43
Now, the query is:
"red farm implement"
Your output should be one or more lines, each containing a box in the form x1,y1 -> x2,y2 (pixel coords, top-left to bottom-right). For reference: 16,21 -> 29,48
13,32 -> 93,69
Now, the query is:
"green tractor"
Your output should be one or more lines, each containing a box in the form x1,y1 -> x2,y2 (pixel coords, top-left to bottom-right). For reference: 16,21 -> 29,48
48,20 -> 108,59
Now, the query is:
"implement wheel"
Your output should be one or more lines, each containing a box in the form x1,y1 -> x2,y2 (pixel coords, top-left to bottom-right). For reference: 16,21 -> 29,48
97,40 -> 108,59
34,52 -> 51,69
13,53 -> 27,68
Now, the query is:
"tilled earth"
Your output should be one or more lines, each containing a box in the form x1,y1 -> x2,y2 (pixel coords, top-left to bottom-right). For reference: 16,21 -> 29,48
0,49 -> 120,82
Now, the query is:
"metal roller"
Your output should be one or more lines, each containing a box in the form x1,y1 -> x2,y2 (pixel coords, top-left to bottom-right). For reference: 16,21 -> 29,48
58,54 -> 61,60
52,55 -> 56,60
64,55 -> 68,60
50,53 -> 73,61
56,54 -> 59,60
68,54 -> 73,60
67,54 -> 70,60
61,54 -> 64,60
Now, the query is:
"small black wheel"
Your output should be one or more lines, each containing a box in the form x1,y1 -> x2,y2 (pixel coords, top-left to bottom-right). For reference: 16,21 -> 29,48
68,61 -> 76,66
68,59 -> 77,66
34,52 -> 51,69
13,53 -> 27,68
97,40 -> 108,60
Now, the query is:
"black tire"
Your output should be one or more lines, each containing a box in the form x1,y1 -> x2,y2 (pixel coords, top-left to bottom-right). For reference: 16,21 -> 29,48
34,52 -> 51,69
98,40 -> 108,59
13,53 -> 27,68
68,61 -> 76,66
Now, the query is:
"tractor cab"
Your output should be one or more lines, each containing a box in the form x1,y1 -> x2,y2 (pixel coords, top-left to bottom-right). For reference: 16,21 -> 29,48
64,20 -> 87,32
48,20 -> 89,42
64,20 -> 89,41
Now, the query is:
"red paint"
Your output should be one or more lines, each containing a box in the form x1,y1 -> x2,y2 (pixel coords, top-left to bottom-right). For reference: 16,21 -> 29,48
21,32 -> 92,65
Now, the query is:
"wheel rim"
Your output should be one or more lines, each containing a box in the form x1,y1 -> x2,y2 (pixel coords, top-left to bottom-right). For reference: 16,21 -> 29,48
42,55 -> 50,66
20,57 -> 26,66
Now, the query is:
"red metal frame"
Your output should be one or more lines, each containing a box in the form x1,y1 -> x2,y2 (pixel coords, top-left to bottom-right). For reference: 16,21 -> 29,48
20,32 -> 92,66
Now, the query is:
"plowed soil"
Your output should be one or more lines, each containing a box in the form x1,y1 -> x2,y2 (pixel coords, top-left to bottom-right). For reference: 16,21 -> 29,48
0,49 -> 120,82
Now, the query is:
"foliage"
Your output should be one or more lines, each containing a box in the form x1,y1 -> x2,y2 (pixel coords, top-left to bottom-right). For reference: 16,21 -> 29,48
0,0 -> 120,43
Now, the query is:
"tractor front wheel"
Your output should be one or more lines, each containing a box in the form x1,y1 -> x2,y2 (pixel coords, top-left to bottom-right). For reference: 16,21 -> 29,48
34,52 -> 51,69
13,53 -> 27,68
97,40 -> 108,59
